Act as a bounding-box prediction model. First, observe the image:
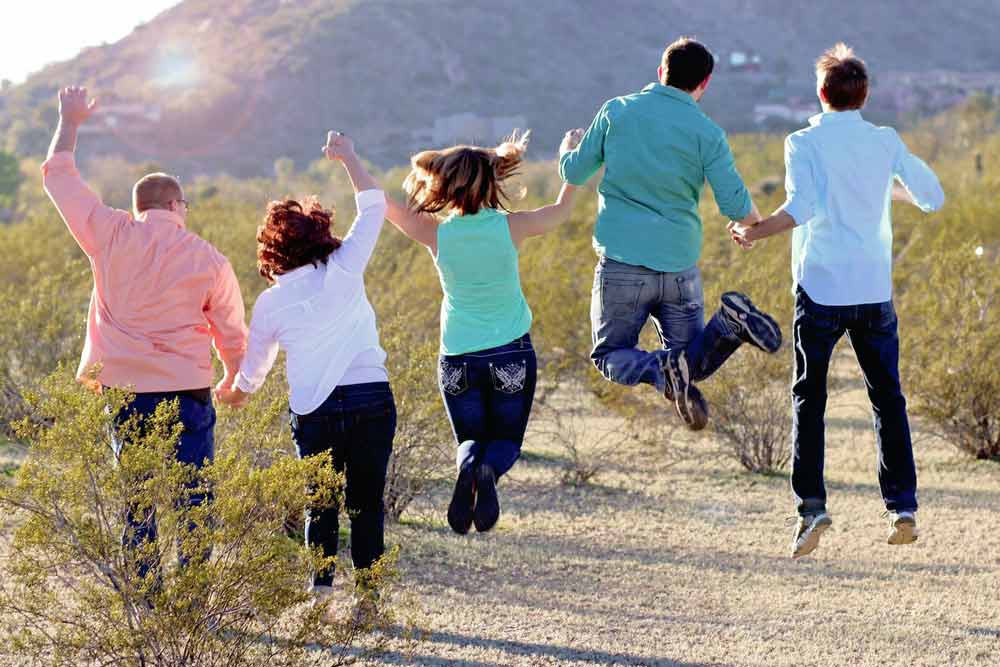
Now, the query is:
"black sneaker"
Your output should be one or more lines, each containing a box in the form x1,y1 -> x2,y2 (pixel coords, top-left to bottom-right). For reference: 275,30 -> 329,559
446,463 -> 475,535
473,464 -> 500,533
720,292 -> 782,353
663,351 -> 709,431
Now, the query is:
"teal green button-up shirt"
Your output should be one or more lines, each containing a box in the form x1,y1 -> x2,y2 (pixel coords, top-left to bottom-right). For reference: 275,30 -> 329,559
560,83 -> 752,272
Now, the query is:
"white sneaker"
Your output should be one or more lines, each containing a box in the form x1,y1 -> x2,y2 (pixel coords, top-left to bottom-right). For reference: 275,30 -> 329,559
310,584 -> 344,624
791,512 -> 833,558
887,511 -> 919,545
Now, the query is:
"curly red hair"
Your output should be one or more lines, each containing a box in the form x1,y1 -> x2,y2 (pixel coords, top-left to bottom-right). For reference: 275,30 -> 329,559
257,198 -> 341,281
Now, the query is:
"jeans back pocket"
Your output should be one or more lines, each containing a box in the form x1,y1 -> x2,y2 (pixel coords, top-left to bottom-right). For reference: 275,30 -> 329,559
600,277 -> 643,320
490,359 -> 528,394
439,359 -> 469,396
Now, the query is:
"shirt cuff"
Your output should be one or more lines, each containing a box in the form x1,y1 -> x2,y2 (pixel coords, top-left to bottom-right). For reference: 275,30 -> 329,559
40,151 -> 77,176
233,372 -> 258,394
355,189 -> 386,211
782,199 -> 811,226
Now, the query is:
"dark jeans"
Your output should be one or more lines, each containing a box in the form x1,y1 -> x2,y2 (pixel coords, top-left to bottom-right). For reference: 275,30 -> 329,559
590,257 -> 742,393
111,390 -> 216,581
290,382 -> 396,588
792,287 -> 918,515
438,333 -> 537,478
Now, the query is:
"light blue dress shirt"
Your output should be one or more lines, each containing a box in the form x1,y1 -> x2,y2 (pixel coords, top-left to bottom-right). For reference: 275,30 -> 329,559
782,110 -> 945,306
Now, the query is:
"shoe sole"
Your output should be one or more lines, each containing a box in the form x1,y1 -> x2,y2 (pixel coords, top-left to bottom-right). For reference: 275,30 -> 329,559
722,293 -> 782,353
888,519 -> 919,545
792,517 -> 832,558
473,470 -> 500,533
666,353 -> 708,431
447,466 -> 475,535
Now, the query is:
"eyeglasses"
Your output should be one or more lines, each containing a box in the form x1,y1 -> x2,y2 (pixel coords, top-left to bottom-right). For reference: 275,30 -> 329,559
172,199 -> 191,211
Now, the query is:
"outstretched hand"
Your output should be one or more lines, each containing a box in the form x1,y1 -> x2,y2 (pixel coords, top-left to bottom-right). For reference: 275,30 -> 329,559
323,130 -> 356,161
559,128 -> 585,155
727,220 -> 756,250
58,86 -> 98,126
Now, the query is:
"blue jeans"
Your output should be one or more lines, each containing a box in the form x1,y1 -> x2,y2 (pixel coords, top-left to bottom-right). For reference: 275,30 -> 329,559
290,382 -> 396,588
111,390 -> 216,581
590,257 -> 742,393
792,287 -> 918,515
438,334 -> 537,478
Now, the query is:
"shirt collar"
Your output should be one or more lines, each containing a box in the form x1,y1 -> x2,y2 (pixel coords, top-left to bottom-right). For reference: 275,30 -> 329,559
138,208 -> 186,228
642,82 -> 697,107
273,262 -> 318,285
808,109 -> 864,126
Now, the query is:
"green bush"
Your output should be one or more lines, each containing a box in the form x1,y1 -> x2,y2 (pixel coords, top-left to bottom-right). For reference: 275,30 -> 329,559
0,371 -> 416,666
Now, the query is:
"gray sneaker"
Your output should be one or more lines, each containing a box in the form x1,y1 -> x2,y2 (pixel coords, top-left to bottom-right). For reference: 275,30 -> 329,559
887,511 -> 919,545
791,512 -> 833,558
662,350 -> 709,431
720,292 -> 782,353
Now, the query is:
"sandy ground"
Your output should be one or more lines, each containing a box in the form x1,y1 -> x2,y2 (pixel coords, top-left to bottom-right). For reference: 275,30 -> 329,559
372,377 -> 1000,666
2,359 -> 998,666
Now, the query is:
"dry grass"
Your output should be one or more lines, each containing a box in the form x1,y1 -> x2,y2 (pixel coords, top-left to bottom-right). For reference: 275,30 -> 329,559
2,369 -> 998,666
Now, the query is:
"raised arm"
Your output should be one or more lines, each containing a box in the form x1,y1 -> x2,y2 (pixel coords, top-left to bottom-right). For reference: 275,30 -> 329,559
384,195 -> 439,252
559,102 -> 609,185
42,86 -> 129,257
321,132 -> 388,274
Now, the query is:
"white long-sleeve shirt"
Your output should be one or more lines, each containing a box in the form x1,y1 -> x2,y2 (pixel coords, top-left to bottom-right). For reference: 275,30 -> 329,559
782,111 -> 945,306
235,189 -> 389,414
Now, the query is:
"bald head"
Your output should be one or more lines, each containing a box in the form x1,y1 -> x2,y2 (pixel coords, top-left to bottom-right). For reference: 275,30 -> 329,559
133,172 -> 184,216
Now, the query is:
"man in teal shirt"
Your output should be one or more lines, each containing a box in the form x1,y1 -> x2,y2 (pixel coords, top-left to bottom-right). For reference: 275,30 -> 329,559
560,37 -> 782,429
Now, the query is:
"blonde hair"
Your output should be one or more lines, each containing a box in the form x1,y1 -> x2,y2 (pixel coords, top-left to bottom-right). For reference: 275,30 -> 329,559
403,130 -> 530,216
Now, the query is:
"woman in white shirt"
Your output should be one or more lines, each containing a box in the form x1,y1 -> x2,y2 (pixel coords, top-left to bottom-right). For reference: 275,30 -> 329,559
216,132 -> 391,608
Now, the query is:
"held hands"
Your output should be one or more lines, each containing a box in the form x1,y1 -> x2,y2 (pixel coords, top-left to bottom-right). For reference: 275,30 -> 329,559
214,377 -> 248,409
323,130 -> 356,162
727,220 -> 758,250
58,86 -> 98,126
559,128 -> 585,155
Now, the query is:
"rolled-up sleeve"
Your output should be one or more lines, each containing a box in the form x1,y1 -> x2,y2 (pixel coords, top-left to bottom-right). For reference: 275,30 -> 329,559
204,259 -> 248,371
41,151 -> 129,256
330,189 -> 388,275
559,102 -> 610,185
703,130 -> 752,221
234,298 -> 279,394
780,134 -> 818,226
893,132 -> 945,213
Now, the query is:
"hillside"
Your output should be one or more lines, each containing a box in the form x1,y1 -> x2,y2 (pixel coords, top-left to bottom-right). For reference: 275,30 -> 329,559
3,0 -> 1000,176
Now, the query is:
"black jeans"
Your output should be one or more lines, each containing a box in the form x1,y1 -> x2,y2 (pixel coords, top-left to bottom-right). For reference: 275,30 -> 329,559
791,287 -> 918,516
289,382 -> 396,587
438,334 -> 537,478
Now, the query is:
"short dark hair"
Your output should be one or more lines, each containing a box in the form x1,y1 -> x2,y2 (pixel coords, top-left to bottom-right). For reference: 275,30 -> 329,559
660,37 -> 714,92
256,198 -> 341,281
816,43 -> 869,110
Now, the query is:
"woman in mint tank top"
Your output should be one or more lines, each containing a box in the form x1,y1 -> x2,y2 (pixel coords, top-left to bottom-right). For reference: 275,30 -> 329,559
384,129 -> 584,534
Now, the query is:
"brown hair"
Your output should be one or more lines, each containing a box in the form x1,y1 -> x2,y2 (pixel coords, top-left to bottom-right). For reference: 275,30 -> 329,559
816,43 -> 869,110
256,198 -> 341,281
660,37 -> 714,92
133,172 -> 183,213
403,130 -> 529,216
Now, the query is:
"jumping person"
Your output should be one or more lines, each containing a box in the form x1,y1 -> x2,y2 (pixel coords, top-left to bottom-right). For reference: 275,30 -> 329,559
560,37 -> 782,430
42,87 -> 248,583
383,130 -> 582,534
729,44 -> 944,557
215,132 -> 393,609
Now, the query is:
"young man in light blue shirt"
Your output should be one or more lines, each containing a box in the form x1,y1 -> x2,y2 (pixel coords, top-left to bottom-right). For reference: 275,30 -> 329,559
560,37 -> 782,431
731,44 -> 944,558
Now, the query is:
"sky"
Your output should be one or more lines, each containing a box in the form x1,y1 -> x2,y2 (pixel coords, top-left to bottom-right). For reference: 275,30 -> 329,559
0,1 -> 181,84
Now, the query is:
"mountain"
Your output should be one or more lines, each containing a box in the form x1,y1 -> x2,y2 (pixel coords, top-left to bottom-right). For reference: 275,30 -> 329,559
3,0 -> 1000,177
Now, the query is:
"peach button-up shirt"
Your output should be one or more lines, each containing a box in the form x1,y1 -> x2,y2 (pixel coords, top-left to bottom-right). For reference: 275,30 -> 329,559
42,152 -> 247,392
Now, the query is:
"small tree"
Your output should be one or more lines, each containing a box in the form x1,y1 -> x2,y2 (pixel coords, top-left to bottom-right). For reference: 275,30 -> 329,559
0,371 -> 416,666
901,242 -> 999,459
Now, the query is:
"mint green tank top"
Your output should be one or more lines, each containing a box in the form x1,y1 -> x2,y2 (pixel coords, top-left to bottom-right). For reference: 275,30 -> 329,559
434,207 -> 532,355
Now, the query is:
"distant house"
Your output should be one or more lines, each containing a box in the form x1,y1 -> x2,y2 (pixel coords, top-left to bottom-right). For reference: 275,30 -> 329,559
730,51 -> 763,72
77,103 -> 161,135
753,100 -> 817,125
421,113 -> 528,146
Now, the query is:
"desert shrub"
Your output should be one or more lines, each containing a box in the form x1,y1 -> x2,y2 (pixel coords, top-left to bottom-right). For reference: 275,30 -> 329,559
0,371 -> 416,666
900,242 -> 999,459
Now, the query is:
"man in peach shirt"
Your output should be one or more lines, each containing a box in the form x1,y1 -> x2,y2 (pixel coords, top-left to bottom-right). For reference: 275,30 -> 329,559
42,86 -> 248,578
